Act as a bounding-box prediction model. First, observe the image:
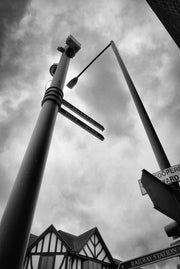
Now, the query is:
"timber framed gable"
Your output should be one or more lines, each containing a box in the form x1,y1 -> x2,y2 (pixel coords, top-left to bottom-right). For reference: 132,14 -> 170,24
24,225 -> 117,269
24,225 -> 68,269
78,228 -> 113,264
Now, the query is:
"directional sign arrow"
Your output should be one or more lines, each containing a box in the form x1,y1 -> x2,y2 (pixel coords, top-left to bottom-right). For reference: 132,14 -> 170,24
141,169 -> 180,223
139,164 -> 180,196
62,99 -> 104,131
119,243 -> 180,269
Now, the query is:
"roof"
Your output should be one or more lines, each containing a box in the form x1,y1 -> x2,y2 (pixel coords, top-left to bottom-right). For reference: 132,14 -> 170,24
113,258 -> 122,264
58,230 -> 77,251
27,225 -> 115,265
28,233 -> 38,248
58,227 -> 96,252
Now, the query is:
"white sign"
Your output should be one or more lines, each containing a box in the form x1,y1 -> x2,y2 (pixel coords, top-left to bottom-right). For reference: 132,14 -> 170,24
139,163 -> 180,196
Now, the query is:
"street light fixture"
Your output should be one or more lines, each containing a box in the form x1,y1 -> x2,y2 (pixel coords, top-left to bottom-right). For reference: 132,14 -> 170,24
66,42 -> 112,89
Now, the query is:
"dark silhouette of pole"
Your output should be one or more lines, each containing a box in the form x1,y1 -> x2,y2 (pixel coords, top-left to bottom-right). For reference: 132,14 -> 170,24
111,40 -> 170,171
0,36 -> 80,269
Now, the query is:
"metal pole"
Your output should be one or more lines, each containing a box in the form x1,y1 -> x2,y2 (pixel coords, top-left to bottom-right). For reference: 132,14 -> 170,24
67,42 -> 111,89
77,42 -> 111,78
111,41 -> 170,170
0,37 -> 80,269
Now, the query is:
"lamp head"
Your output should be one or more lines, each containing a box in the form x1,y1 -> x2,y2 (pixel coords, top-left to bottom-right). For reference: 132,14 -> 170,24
66,77 -> 78,89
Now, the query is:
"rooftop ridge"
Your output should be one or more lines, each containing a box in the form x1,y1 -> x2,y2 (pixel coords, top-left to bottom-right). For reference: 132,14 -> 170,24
58,227 -> 97,252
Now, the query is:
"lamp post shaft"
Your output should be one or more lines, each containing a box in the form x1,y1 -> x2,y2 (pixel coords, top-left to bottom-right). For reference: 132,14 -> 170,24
0,43 -> 71,269
111,41 -> 170,170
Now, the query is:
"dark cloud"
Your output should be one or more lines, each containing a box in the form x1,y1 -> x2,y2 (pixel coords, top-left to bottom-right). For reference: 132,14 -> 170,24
0,0 -> 50,149
0,0 -> 31,57
0,0 -> 35,88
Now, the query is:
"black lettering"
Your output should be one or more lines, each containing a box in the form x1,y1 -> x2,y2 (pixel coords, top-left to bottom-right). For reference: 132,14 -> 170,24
169,176 -> 175,182
154,172 -> 162,178
170,168 -> 175,173
168,175 -> 179,183
174,175 -> 179,181
164,177 -> 170,184
173,167 -> 178,173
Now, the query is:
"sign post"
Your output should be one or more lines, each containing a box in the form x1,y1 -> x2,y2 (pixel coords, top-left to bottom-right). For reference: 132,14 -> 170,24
110,40 -> 171,171
0,35 -> 105,269
0,36 -> 81,269
141,169 -> 180,223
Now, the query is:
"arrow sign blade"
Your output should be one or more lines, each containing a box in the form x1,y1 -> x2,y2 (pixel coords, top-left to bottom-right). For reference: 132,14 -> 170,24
141,169 -> 180,223
59,108 -> 104,141
62,99 -> 104,131
119,243 -> 180,269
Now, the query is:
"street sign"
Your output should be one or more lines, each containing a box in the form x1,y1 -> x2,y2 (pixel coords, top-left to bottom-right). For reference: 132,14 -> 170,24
139,163 -> 180,195
62,99 -> 104,131
59,108 -> 104,141
141,169 -> 180,223
119,243 -> 180,269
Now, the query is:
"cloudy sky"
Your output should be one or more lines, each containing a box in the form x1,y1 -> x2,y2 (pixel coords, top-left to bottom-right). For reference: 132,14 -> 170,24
1,0 -> 180,268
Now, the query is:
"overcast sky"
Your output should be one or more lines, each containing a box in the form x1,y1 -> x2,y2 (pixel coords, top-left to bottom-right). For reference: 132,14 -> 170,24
1,0 -> 180,268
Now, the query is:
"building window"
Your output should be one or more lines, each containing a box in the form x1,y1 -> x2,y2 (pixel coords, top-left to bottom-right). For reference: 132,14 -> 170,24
39,255 -> 54,269
83,260 -> 102,269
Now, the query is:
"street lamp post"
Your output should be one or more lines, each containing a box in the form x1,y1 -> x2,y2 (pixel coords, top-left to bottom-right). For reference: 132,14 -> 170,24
111,40 -> 170,171
0,36 -> 81,269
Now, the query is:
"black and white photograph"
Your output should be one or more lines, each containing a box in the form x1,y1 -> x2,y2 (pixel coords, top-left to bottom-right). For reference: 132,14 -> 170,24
0,1 -> 180,268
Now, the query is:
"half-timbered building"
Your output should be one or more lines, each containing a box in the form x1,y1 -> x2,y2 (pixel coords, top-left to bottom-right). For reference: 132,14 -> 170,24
24,225 -> 119,269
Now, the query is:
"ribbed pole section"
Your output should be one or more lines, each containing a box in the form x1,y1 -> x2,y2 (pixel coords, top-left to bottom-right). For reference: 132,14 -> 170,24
111,41 -> 170,170
0,39 -> 77,269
